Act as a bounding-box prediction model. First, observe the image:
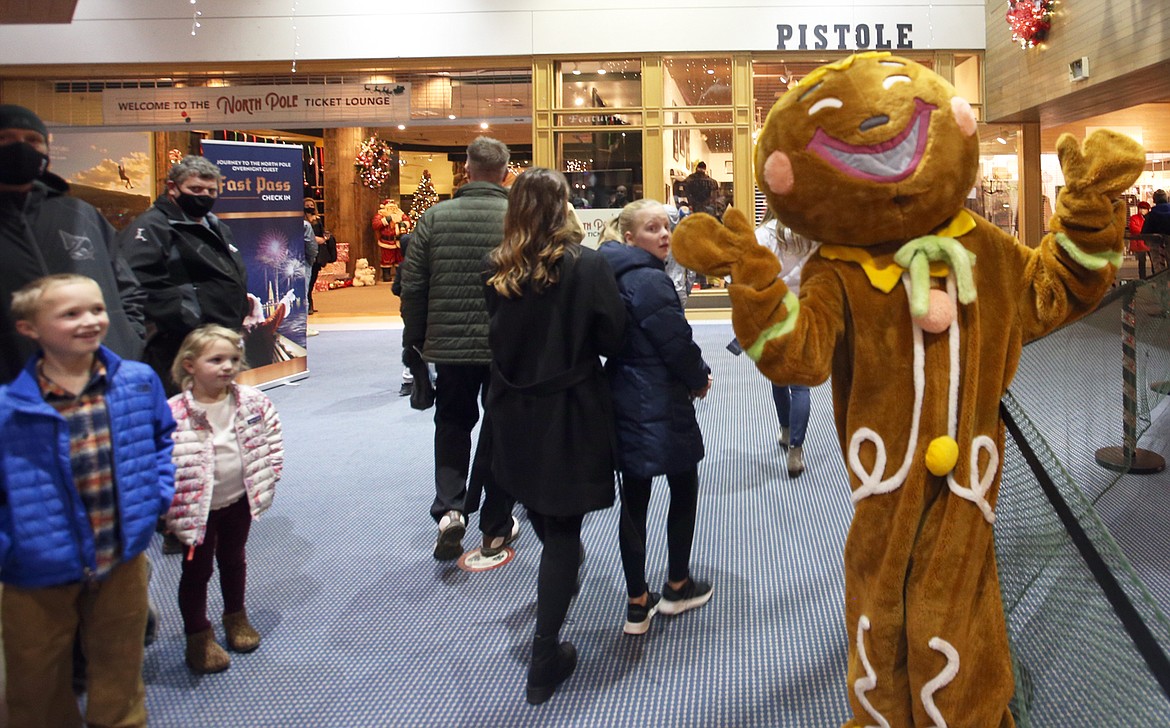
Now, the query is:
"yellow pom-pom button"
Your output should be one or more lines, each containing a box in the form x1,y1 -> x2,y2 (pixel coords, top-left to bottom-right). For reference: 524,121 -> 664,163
925,436 -> 959,476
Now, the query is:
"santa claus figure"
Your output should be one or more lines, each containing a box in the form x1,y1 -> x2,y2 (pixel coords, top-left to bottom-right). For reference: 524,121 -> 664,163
372,198 -> 409,281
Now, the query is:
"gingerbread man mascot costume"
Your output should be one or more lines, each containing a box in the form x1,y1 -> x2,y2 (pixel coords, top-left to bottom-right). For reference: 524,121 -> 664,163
671,52 -> 1144,727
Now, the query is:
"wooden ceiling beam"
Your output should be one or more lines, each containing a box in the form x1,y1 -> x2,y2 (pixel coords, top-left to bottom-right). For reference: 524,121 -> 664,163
0,0 -> 78,24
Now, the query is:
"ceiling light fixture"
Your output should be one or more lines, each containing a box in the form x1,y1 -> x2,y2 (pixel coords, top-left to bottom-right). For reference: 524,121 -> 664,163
996,136 -> 1007,144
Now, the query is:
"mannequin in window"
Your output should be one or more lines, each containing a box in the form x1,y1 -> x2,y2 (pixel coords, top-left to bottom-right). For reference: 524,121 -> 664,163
373,198 -> 407,282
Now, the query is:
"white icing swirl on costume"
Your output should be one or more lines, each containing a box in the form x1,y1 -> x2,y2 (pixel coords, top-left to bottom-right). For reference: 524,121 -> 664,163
854,615 -> 892,728
946,435 -> 998,524
921,637 -> 961,727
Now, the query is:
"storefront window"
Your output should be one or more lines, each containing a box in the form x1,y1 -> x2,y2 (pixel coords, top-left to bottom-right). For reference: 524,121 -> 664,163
665,127 -> 733,213
554,59 -> 642,241
557,129 -> 642,210
662,57 -> 734,213
976,124 -> 1023,236
663,57 -> 732,107
556,59 -> 641,109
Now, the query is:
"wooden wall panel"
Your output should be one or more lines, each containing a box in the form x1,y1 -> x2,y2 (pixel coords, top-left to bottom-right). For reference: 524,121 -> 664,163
0,0 -> 77,24
324,127 -> 380,275
984,0 -> 1170,132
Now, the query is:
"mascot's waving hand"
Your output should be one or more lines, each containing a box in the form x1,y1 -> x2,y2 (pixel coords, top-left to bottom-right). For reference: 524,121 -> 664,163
672,52 -> 1144,728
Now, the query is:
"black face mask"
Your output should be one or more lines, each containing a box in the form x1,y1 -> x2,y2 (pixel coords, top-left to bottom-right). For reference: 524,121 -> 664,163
175,192 -> 216,218
0,142 -> 49,186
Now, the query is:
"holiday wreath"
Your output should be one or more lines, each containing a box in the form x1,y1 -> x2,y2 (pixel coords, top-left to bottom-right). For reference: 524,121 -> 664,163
354,135 -> 394,190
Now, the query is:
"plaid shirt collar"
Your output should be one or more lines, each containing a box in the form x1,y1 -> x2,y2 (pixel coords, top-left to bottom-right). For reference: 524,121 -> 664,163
36,357 -> 108,401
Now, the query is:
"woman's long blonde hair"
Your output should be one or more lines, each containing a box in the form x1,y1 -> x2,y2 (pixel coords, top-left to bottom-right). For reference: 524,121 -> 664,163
487,167 -> 580,298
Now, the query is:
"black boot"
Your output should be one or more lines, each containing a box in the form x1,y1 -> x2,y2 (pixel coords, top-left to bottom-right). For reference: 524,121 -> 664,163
526,634 -> 577,705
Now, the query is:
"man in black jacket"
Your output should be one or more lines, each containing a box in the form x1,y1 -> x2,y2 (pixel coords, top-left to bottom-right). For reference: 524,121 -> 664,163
683,161 -> 721,216
1142,189 -> 1170,274
400,136 -> 517,561
118,155 -> 249,395
0,104 -> 145,384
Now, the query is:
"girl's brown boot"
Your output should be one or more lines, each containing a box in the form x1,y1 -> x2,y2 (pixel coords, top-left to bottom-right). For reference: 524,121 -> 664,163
223,610 -> 261,653
185,629 -> 231,674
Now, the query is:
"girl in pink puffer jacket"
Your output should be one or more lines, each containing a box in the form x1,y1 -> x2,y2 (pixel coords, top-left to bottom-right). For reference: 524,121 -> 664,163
166,325 -> 283,674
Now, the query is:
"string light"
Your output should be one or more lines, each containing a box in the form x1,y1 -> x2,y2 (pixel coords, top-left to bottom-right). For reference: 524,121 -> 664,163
926,2 -> 934,50
190,0 -> 201,36
290,1 -> 300,73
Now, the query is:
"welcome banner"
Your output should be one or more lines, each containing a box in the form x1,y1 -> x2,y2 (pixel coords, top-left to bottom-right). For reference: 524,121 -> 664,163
104,82 -> 411,128
202,139 -> 309,387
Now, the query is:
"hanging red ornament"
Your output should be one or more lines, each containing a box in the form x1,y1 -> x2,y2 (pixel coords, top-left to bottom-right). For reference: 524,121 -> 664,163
1005,0 -> 1056,49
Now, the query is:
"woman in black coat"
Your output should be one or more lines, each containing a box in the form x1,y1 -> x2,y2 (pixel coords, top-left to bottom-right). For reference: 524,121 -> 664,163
483,167 -> 626,705
599,199 -> 713,637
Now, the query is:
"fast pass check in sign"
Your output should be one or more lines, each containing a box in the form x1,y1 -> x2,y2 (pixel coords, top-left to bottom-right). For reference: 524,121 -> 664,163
102,82 -> 411,127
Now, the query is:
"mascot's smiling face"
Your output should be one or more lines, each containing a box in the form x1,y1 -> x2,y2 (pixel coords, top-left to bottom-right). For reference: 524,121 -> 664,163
755,52 -> 979,247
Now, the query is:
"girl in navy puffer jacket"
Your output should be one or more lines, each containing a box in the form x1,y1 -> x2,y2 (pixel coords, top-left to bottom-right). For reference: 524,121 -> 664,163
600,199 -> 714,636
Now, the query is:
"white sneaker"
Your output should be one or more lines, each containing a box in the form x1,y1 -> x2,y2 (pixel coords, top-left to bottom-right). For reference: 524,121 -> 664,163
482,516 -> 520,557
306,328 -> 319,337
433,510 -> 465,560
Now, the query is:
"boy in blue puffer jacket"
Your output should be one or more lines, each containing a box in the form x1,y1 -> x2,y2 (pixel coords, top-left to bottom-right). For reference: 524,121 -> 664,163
0,273 -> 175,728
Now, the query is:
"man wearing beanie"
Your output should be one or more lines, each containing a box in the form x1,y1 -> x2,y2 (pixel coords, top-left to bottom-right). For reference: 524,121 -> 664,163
0,104 -> 146,384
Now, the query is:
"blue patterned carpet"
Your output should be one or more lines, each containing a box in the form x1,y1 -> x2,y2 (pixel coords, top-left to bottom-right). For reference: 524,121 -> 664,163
140,311 -> 1170,727
143,323 -> 857,727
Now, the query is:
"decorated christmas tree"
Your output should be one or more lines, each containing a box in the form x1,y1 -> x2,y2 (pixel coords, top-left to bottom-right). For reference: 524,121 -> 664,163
408,169 -> 439,220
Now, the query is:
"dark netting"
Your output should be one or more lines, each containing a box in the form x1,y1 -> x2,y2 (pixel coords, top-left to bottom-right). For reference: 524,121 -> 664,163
1132,277 -> 1170,450
1006,276 -> 1170,503
996,274 -> 1170,727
